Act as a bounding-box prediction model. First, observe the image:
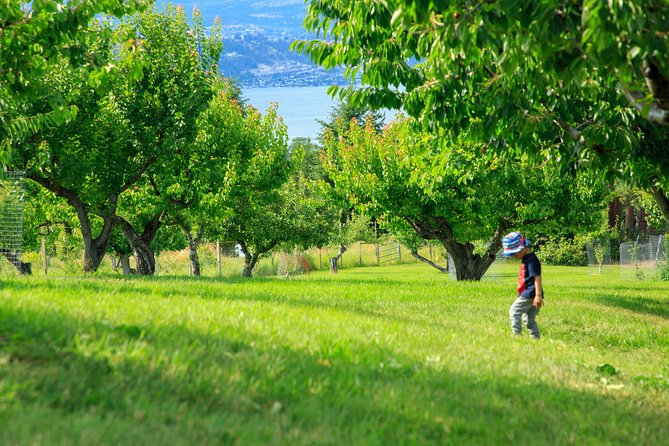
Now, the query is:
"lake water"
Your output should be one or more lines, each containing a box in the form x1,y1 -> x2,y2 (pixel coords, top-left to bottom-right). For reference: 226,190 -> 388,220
243,86 -> 339,141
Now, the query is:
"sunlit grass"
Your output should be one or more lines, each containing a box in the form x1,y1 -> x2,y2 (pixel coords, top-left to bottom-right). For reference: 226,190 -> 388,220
1,263 -> 668,445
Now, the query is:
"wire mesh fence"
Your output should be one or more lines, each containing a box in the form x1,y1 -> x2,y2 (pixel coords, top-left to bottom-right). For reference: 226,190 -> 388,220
586,239 -> 612,273
0,171 -> 27,273
13,232 -> 669,281
619,237 -> 666,280
649,235 -> 666,262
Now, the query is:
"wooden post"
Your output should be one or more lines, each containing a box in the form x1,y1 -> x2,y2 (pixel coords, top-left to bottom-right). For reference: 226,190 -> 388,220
397,241 -> 401,262
376,242 -> 380,265
319,248 -> 322,270
271,254 -> 275,275
41,237 -> 47,276
429,244 -> 433,260
216,240 -> 222,278
358,241 -> 362,266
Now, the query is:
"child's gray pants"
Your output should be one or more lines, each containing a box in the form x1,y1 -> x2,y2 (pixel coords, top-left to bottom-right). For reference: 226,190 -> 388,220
509,297 -> 540,339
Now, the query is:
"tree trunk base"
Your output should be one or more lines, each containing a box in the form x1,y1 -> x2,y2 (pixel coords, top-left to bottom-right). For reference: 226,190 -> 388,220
329,257 -> 339,273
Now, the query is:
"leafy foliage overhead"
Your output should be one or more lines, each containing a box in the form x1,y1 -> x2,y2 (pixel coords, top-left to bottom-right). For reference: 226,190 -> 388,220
294,0 -> 669,222
0,0 -> 149,163
297,1 -> 669,128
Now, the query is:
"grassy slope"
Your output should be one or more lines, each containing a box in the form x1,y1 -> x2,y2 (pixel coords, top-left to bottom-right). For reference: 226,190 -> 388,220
1,264 -> 668,445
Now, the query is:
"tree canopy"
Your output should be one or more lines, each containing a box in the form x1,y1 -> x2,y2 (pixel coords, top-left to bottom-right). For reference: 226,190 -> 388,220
294,1 -> 669,224
0,0 -> 149,164
322,116 -> 607,279
12,5 -> 222,272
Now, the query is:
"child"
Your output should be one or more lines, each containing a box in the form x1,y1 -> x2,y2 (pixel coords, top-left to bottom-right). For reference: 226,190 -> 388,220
503,231 -> 544,339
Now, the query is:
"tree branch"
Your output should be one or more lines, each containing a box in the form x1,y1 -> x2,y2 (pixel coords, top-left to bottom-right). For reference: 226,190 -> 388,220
119,153 -> 158,193
554,118 -> 583,141
403,216 -> 453,241
410,249 -> 448,273
0,12 -> 33,32
650,185 -> 669,225
141,210 -> 165,241
28,173 -> 80,204
619,83 -> 669,125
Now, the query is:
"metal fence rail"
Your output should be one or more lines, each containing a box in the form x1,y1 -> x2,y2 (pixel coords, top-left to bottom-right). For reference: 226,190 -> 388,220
378,241 -> 400,264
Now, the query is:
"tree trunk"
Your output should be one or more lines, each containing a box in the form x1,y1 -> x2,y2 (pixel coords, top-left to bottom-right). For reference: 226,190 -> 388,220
242,255 -> 257,277
28,174 -> 116,273
188,239 -> 201,277
114,212 -> 164,276
111,253 -> 132,275
67,194 -> 115,272
181,226 -> 203,277
133,242 -> 155,276
79,209 -> 115,273
238,239 -> 277,277
329,244 -> 347,273
410,249 -> 447,273
651,186 -> 669,226
441,241 -> 494,280
405,216 -> 507,281
120,253 -> 132,275
442,229 -> 505,281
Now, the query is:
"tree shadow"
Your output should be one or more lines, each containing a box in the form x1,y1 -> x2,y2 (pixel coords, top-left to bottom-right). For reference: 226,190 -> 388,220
1,303 -> 668,445
590,293 -> 669,319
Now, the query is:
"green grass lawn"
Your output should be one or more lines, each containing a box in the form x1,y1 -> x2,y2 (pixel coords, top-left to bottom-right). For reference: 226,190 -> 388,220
1,263 -> 668,445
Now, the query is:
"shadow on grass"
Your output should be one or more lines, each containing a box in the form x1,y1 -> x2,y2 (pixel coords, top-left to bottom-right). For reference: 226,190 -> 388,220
590,293 -> 669,319
1,303 -> 668,445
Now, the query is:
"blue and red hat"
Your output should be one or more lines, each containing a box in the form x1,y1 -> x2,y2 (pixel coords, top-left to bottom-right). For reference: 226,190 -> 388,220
502,231 -> 530,256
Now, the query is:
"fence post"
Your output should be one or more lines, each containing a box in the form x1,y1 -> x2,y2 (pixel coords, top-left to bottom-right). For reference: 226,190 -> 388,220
376,242 -> 380,265
271,254 -> 275,275
358,241 -> 362,266
397,241 -> 401,262
319,248 -> 322,270
41,237 -> 47,276
216,240 -> 222,278
429,244 -> 433,260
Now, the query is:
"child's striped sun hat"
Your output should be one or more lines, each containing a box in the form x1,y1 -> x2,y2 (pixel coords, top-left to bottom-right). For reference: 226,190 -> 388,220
502,231 -> 529,256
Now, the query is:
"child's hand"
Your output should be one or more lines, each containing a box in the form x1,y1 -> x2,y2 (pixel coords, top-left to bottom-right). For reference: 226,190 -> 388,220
533,296 -> 543,309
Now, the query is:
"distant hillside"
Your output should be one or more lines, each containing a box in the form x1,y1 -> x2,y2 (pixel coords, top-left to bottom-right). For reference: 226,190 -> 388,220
175,0 -> 307,34
161,0 -> 344,87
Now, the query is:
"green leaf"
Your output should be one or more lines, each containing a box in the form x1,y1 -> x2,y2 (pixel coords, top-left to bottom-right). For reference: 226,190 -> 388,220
596,363 -> 617,376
